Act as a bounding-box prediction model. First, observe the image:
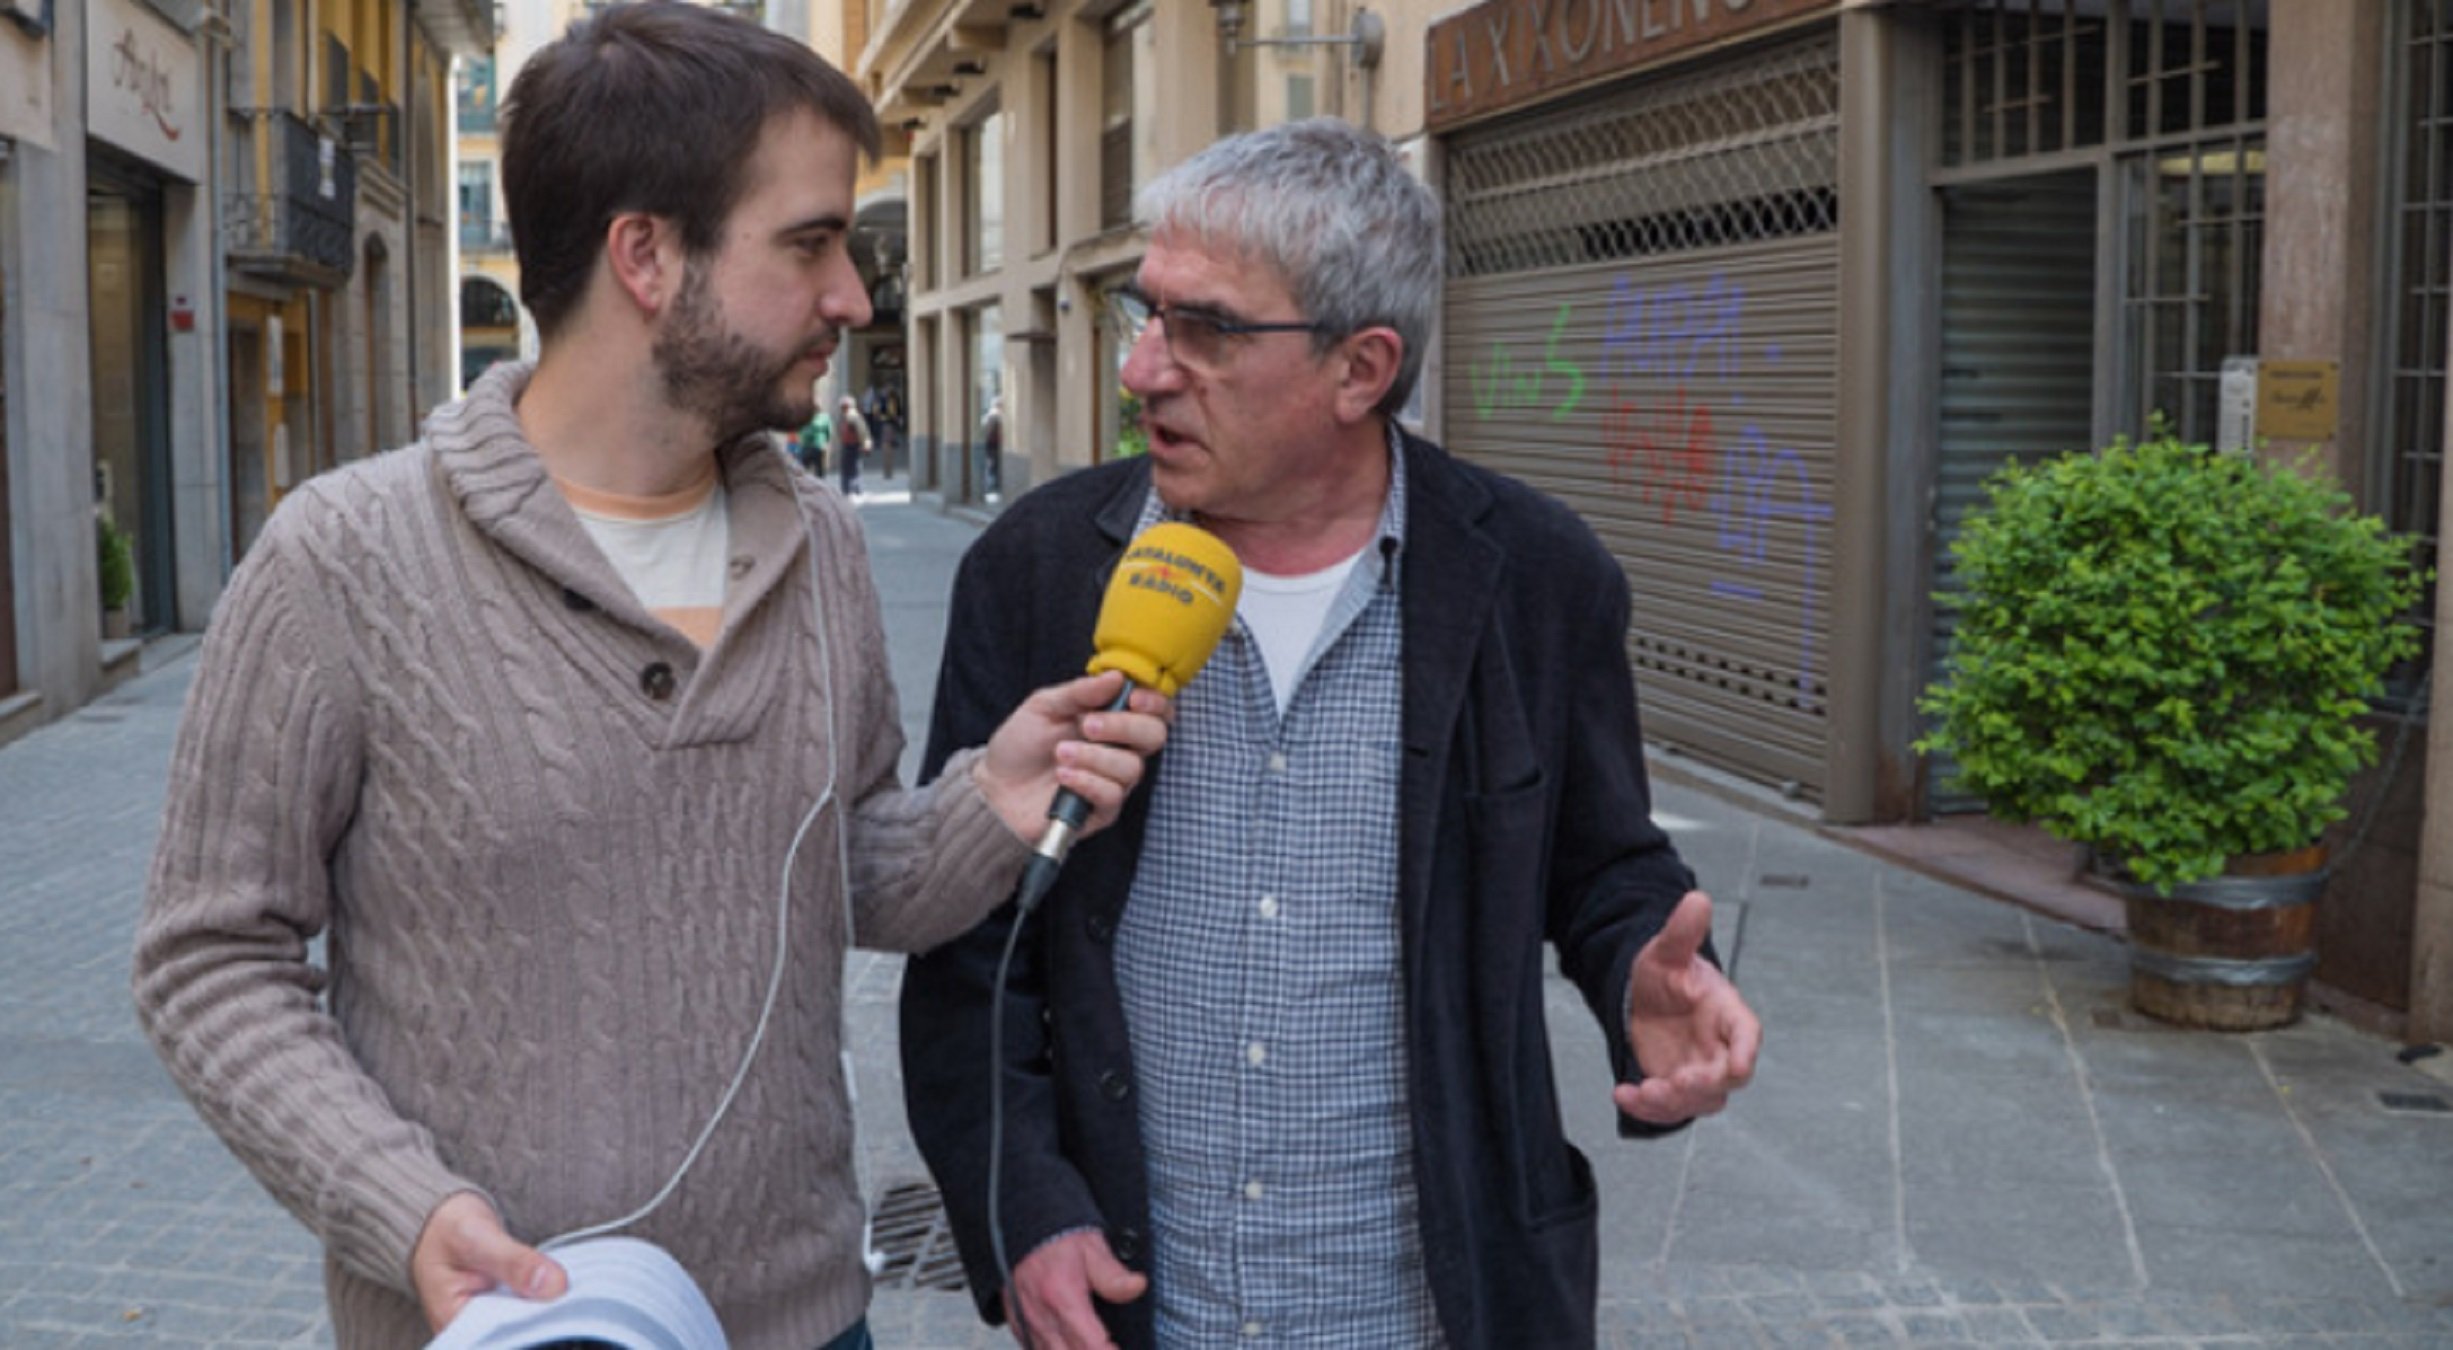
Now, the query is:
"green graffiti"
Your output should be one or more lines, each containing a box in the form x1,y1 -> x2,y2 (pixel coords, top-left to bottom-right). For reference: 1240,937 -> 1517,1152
1469,302 -> 1585,422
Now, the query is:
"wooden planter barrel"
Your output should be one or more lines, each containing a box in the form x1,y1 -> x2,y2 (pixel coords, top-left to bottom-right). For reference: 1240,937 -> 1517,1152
2096,846 -> 2327,1032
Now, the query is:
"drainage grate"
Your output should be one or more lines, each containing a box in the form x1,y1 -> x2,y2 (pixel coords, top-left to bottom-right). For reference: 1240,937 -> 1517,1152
870,1179 -> 968,1292
2378,1091 -> 2453,1116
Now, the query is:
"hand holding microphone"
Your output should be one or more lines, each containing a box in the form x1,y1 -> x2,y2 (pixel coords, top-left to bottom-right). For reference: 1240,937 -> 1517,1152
972,523 -> 1243,914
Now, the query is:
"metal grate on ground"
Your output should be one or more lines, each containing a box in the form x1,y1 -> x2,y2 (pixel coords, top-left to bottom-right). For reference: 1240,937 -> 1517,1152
869,1179 -> 969,1293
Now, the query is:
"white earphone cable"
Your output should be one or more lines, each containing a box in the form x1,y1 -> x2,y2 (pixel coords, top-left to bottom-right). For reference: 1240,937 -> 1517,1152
543,511 -> 854,1254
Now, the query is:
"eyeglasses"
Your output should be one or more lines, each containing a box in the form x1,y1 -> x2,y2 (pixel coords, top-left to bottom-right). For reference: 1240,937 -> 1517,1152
1107,285 -> 1335,373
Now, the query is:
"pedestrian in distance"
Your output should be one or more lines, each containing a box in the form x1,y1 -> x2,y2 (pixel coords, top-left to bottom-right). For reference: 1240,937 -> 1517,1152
130,5 -> 1172,1348
836,393 -> 869,498
797,402 -> 832,477
979,395 -> 1005,500
900,117 -> 1761,1350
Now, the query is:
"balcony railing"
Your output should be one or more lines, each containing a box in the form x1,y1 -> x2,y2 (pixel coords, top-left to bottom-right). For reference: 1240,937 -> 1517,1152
226,108 -> 358,286
324,102 -> 400,172
459,220 -> 513,253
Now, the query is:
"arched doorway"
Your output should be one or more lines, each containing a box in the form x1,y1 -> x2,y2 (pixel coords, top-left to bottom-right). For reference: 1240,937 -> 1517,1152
459,275 -> 522,390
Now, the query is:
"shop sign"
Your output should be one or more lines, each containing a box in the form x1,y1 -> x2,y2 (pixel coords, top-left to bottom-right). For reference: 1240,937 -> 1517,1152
87,0 -> 202,180
1427,0 -> 1838,131
0,17 -> 54,149
2256,360 -> 2339,442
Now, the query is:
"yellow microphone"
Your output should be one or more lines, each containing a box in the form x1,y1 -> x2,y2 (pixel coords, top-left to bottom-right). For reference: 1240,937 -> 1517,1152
1018,522 -> 1242,911
1085,522 -> 1244,694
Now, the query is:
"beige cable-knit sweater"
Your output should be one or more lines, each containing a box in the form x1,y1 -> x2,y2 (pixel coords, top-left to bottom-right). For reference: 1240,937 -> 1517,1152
133,364 -> 1029,1348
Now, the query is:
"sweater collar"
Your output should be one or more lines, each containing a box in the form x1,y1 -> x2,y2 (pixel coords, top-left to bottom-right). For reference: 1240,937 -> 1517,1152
427,362 -> 805,619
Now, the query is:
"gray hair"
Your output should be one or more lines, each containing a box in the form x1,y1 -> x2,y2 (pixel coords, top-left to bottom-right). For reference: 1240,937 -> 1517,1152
1136,118 -> 1440,418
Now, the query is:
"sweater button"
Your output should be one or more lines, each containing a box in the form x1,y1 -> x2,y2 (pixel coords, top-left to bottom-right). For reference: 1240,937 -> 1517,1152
1098,1068 -> 1130,1102
1112,1226 -> 1143,1263
640,662 -> 677,701
1086,911 -> 1115,943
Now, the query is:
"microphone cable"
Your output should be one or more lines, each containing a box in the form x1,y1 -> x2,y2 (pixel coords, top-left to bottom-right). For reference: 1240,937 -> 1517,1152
985,679 -> 1133,1349
986,885 -> 1034,1345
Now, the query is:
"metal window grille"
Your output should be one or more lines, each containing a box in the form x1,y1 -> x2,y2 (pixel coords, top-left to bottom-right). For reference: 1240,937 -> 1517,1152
2380,0 -> 2451,664
2123,136 -> 2263,445
1942,0 -> 2111,164
1443,33 -> 1840,279
1943,0 -> 2266,167
1940,2 -> 2268,446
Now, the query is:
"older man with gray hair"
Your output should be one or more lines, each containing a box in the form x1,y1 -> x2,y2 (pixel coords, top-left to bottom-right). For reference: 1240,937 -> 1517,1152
901,118 -> 1760,1350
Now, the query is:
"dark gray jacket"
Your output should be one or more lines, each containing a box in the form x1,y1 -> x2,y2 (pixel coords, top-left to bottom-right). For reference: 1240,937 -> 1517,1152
900,432 -> 1703,1349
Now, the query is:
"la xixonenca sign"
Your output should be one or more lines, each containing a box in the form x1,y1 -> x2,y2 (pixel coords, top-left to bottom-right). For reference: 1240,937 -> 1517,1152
1426,0 -> 1838,132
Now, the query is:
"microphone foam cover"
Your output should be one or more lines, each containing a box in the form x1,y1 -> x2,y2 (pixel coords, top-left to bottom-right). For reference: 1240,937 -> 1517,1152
1085,522 -> 1244,696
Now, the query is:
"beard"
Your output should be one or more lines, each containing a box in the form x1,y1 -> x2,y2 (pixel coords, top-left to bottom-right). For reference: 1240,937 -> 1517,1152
652,258 -> 826,442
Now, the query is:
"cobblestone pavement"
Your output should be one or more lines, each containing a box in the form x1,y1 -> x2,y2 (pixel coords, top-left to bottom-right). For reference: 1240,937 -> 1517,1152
6,489 -> 2453,1347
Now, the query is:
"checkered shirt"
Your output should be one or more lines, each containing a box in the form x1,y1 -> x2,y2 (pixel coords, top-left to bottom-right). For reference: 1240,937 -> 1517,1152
1112,439 -> 1445,1347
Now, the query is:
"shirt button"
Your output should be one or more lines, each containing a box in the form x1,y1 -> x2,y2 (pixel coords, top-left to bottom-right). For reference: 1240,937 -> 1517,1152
640,662 -> 677,701
1242,1320 -> 1263,1338
1258,895 -> 1279,919
1243,1179 -> 1264,1201
1266,751 -> 1289,773
1245,1041 -> 1266,1067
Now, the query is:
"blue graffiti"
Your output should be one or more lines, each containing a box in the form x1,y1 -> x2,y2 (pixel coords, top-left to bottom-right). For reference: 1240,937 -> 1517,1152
1710,424 -> 1834,711
1600,273 -> 1747,385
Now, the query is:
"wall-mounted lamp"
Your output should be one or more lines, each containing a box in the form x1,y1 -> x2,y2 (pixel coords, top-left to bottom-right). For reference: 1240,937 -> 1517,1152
1208,2 -> 1382,70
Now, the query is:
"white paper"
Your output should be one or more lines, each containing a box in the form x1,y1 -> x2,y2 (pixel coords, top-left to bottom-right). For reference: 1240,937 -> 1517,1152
425,1237 -> 727,1350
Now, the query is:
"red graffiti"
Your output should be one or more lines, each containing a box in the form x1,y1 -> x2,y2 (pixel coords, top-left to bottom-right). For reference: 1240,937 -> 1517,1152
1603,389 -> 1716,524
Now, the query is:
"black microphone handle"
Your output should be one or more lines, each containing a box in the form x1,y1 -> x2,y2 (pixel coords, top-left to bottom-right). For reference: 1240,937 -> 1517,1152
1013,679 -> 1138,914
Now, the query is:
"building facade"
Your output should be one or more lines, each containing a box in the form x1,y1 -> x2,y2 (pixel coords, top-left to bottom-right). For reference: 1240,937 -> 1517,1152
0,0 -> 484,745
3,0 -> 227,739
224,0 -> 480,561
1425,0 -> 2451,1039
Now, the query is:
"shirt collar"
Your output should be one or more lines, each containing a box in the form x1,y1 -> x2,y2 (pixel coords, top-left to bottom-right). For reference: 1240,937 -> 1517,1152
1133,424 -> 1409,585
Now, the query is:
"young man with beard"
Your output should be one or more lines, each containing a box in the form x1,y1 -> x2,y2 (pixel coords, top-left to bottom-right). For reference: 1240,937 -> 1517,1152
131,6 -> 1170,1348
901,119 -> 1760,1349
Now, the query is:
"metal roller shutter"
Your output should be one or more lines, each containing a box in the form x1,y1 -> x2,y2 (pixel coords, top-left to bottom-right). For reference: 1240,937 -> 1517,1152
1925,171 -> 2099,809
1441,32 -> 1841,797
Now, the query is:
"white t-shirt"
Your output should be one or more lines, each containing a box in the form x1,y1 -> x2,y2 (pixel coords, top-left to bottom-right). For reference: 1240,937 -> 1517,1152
1239,547 -> 1366,712
555,467 -> 731,650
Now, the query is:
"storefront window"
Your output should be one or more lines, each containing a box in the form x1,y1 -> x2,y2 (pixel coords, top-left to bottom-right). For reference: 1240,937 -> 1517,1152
966,108 -> 1004,277
972,303 -> 1004,503
86,172 -> 173,634
1101,4 -> 1156,230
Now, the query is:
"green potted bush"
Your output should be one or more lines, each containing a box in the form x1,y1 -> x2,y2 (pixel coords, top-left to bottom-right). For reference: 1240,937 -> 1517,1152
1918,425 -> 2425,1029
96,513 -> 135,640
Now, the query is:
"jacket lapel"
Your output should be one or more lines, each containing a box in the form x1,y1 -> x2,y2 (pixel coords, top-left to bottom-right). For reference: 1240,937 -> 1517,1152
1395,434 -> 1502,929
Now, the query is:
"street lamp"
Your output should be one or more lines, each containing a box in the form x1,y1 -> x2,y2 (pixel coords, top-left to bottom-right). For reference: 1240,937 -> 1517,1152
1207,2 -> 1384,70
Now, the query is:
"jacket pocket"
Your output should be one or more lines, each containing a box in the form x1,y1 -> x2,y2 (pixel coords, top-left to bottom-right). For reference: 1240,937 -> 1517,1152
1460,775 -> 1586,1228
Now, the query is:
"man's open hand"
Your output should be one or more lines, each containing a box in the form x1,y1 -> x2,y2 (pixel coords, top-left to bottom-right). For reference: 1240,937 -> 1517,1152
1614,891 -> 1761,1126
